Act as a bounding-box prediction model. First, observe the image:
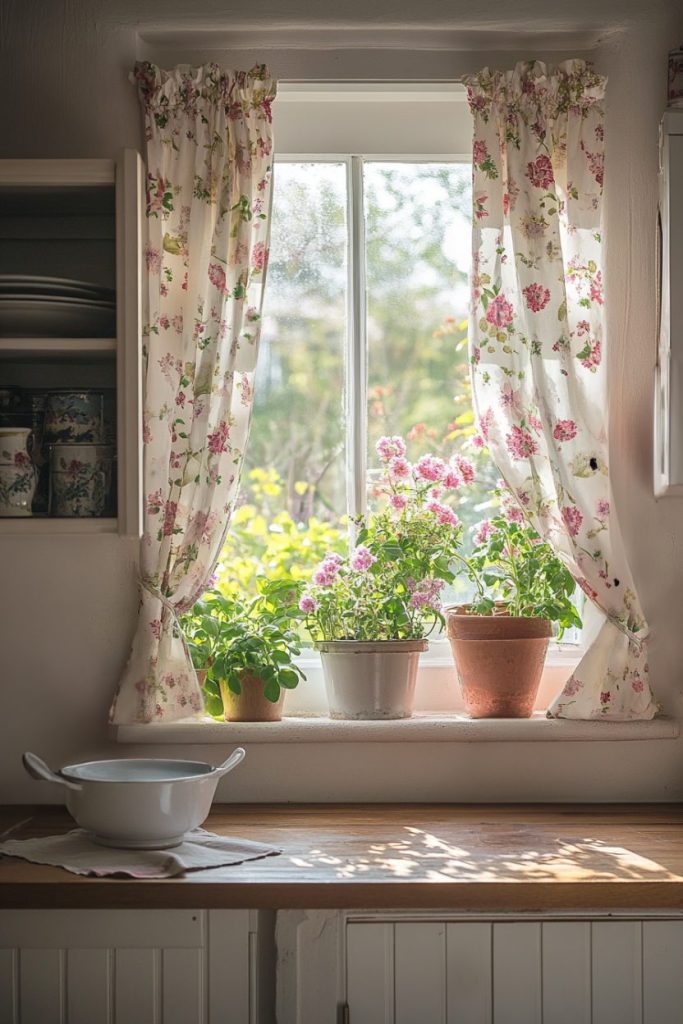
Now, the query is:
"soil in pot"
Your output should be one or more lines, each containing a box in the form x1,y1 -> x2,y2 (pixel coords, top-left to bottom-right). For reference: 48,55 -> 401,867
446,612 -> 552,718
219,672 -> 286,722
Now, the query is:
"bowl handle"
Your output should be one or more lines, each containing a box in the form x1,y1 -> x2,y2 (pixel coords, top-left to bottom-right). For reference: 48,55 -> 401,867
213,747 -> 246,778
22,752 -> 82,792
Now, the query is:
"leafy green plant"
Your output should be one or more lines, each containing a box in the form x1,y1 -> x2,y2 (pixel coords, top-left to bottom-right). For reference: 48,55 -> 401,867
181,579 -> 307,717
464,506 -> 582,635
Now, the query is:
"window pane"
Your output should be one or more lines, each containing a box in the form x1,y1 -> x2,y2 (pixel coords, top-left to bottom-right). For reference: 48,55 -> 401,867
365,162 -> 498,538
220,162 -> 348,593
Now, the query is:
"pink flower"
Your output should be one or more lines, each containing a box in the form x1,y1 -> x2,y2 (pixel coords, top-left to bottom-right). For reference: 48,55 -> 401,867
207,422 -> 230,455
526,154 -> 555,189
312,555 -> 343,587
426,500 -> 460,527
390,494 -> 408,511
596,498 -> 610,519
522,283 -> 551,313
553,419 -> 578,442
600,690 -> 611,705
442,470 -> 461,490
561,505 -> 584,537
388,456 -> 411,479
208,262 -> 227,292
409,578 -> 445,611
251,242 -> 268,271
632,677 -> 644,693
505,426 -> 539,460
590,272 -> 604,305
453,455 -> 475,484
562,676 -> 582,697
415,454 -> 446,482
145,247 -> 162,274
485,294 -> 514,329
502,494 -> 525,524
474,519 -> 496,546
471,434 -> 485,449
299,594 -> 319,614
351,545 -> 377,572
376,435 -> 407,462
146,488 -> 164,514
580,339 -> 602,371
162,500 -> 177,537
473,140 -> 488,165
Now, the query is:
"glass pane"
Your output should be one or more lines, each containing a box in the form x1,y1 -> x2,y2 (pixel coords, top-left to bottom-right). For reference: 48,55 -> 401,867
364,162 -> 498,602
219,162 -> 348,595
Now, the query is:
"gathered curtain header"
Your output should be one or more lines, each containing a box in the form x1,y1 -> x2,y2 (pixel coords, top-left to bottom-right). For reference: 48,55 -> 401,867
132,61 -> 276,121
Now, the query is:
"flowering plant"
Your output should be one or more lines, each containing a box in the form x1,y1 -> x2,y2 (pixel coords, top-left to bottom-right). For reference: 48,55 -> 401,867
466,489 -> 582,634
299,436 -> 469,640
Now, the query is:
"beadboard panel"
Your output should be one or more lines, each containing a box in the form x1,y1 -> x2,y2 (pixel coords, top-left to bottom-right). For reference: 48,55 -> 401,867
345,918 -> 683,1023
0,909 -> 269,1024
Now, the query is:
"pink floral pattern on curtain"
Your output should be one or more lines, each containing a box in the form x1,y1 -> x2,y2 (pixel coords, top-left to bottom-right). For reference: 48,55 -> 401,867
110,63 -> 276,724
465,60 -> 656,720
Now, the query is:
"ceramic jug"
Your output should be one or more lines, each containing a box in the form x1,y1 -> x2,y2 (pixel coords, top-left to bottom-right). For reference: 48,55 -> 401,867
0,428 -> 37,517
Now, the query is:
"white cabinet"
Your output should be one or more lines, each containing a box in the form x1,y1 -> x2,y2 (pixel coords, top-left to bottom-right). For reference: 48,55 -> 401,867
0,153 -> 142,535
0,909 -> 275,1024
344,916 -> 683,1024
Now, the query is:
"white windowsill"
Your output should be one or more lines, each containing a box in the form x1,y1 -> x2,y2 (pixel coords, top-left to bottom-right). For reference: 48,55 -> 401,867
115,713 -> 679,745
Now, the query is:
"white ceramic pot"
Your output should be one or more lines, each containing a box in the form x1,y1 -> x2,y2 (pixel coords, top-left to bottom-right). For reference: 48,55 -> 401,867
22,749 -> 245,848
316,639 -> 428,720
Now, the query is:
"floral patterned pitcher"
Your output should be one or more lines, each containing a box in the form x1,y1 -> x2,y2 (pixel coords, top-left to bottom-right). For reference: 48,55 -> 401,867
0,428 -> 37,517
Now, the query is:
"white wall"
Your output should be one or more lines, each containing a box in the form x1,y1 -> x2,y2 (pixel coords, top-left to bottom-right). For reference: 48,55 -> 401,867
1,0 -> 683,803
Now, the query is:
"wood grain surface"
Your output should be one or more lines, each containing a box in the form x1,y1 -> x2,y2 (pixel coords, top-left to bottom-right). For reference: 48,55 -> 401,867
2,804 -> 683,911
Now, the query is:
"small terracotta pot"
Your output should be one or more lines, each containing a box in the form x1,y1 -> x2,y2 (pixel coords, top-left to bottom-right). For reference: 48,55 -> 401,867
446,610 -> 552,718
219,671 -> 286,722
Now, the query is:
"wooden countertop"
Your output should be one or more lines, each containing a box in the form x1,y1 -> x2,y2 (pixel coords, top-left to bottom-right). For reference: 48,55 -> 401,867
3,804 -> 683,911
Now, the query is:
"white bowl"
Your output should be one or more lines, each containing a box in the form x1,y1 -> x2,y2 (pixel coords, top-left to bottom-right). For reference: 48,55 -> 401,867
24,750 -> 245,849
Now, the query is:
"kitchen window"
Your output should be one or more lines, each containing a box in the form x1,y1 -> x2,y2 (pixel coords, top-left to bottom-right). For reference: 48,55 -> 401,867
207,84 -> 583,715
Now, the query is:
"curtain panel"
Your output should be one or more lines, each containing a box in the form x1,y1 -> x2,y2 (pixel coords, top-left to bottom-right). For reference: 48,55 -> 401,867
110,63 -> 276,724
465,60 -> 656,720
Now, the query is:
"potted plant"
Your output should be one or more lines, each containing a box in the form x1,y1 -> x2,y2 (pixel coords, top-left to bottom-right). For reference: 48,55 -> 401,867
446,498 -> 582,718
299,436 -> 466,719
182,579 -> 307,722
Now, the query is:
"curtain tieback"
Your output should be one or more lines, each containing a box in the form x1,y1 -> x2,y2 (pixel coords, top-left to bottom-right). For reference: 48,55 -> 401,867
605,613 -> 649,655
138,576 -> 182,622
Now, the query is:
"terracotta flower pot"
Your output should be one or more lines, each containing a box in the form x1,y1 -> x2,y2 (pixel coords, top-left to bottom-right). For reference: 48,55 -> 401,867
219,672 -> 286,722
446,610 -> 552,718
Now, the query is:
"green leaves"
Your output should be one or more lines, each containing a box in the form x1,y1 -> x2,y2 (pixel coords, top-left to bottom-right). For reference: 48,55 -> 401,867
466,511 -> 582,629
179,577 -> 308,719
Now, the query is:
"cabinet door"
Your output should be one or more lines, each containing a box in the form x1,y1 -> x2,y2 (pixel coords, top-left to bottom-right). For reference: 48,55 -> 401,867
345,918 -> 683,1024
0,909 -> 271,1024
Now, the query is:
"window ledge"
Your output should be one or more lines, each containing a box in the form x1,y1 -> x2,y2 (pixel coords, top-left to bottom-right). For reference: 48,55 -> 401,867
115,713 -> 679,745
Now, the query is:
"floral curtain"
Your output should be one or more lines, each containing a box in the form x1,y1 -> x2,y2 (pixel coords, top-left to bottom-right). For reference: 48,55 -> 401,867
465,60 -> 656,720
110,63 -> 276,724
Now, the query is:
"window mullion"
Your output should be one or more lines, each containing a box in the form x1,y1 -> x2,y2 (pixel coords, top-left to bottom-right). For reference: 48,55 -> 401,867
345,155 -> 368,539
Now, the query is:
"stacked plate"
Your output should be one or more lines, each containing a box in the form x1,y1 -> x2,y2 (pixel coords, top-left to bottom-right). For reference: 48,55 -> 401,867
0,274 -> 116,337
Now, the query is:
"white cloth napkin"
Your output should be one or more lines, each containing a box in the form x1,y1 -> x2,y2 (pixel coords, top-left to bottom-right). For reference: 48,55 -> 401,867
0,827 -> 281,878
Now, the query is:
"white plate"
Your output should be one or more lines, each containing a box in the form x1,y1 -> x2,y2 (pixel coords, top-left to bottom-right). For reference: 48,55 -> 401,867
0,297 -> 115,337
0,275 -> 114,301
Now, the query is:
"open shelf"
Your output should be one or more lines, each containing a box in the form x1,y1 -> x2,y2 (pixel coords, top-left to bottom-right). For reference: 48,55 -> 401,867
0,338 -> 117,360
0,517 -> 118,534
